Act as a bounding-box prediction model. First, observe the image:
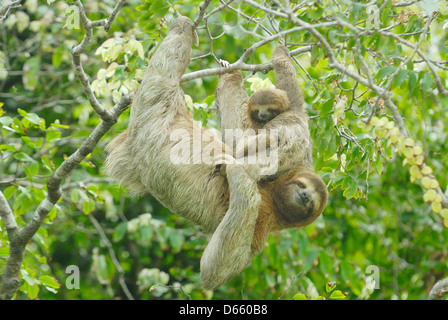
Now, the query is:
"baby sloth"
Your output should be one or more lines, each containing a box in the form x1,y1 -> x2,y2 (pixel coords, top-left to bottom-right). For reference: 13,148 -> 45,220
248,88 -> 290,129
216,45 -> 314,179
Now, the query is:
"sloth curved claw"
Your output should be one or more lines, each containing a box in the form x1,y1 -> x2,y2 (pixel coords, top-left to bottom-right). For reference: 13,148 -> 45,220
219,59 -> 231,69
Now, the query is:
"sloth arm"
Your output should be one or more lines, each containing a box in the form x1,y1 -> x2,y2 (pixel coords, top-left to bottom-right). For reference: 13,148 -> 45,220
271,45 -> 305,115
200,164 -> 262,290
215,71 -> 250,134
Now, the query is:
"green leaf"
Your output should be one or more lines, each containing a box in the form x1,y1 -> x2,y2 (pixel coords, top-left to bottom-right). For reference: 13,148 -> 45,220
28,113 -> 42,125
83,199 -> 95,215
52,46 -> 65,68
51,121 -> 69,129
25,282 -> 40,300
168,230 -> 184,253
202,95 -> 215,106
23,56 -> 41,90
340,260 -> 354,281
95,254 -> 110,281
0,144 -> 16,152
193,109 -> 202,121
310,45 -> 320,66
35,137 -> 43,148
113,222 -> 128,242
14,152 -> 35,162
3,185 -> 16,200
21,270 -> 36,286
17,108 -> 28,117
24,161 -> 40,179
376,158 -> 383,175
329,290 -> 348,300
394,69 -> 409,87
320,98 -> 334,117
0,116 -> 13,126
87,185 -> 100,198
0,247 -> 10,257
309,6 -> 324,19
38,275 -> 60,289
70,189 -> 80,203
404,14 -> 419,33
326,281 -> 336,293
319,251 -> 334,277
48,206 -> 57,221
46,130 -> 61,142
303,249 -> 319,273
21,136 -> 34,148
139,226 -> 153,246
323,131 -> 338,160
293,293 -> 309,300
150,0 -> 170,18
41,155 -> 54,171
408,71 -> 417,93
39,118 -> 46,131
374,66 -> 396,80
422,72 -> 433,91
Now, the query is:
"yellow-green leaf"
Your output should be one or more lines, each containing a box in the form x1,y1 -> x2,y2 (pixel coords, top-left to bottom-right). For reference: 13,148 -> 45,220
423,189 -> 437,202
293,293 -> 309,300
38,275 -> 60,289
329,290 -> 348,300
431,202 -> 442,213
441,208 -> 448,219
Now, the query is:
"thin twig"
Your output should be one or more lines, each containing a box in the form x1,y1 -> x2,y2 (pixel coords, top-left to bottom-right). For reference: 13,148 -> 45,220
104,0 -> 127,31
277,271 -> 302,300
193,0 -> 213,28
71,0 -> 113,122
392,0 -> 423,7
0,0 -> 21,22
88,214 -> 134,300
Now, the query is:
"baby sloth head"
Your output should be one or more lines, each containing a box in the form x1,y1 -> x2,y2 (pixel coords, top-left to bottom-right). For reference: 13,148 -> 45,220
248,88 -> 290,128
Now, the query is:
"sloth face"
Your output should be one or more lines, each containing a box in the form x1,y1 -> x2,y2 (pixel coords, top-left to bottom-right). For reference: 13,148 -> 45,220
248,88 -> 290,127
272,170 -> 328,228
285,177 -> 317,216
250,104 -> 282,125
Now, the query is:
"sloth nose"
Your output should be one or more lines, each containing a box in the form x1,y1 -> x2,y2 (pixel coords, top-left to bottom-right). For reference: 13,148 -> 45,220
296,190 -> 311,205
258,111 -> 270,120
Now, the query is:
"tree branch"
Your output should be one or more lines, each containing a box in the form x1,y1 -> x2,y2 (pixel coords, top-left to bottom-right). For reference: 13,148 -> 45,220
0,191 -> 17,231
0,0 -> 21,22
392,0 -> 423,7
72,0 -> 114,122
428,277 -> 448,300
104,0 -> 127,32
193,0 -> 213,28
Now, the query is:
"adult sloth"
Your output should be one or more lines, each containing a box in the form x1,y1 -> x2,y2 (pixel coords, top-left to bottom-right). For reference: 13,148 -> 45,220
105,16 -> 327,290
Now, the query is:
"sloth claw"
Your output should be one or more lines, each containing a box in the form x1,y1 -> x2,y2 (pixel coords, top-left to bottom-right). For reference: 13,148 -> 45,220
219,59 -> 231,68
